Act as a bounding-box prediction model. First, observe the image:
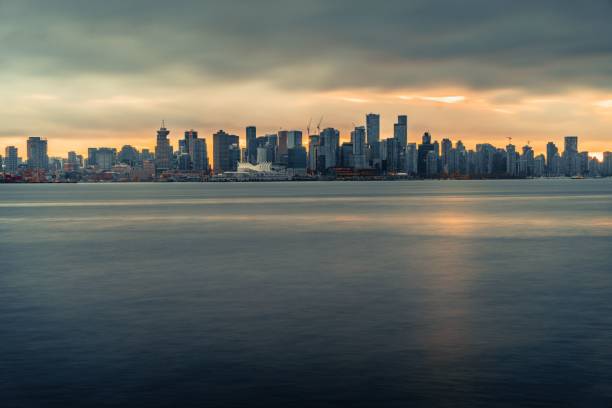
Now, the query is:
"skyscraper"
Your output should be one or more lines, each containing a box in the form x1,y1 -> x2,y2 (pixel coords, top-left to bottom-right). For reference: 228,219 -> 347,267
194,139 -> 209,172
394,115 -> 408,148
546,142 -> 560,176
506,144 -> 517,176
27,137 -> 49,170
213,130 -> 240,174
366,113 -> 380,161
441,138 -> 452,174
277,130 -> 289,165
563,136 -> 579,176
320,127 -> 340,169
417,132 -> 434,176
287,130 -> 303,149
155,122 -> 173,171
351,126 -> 367,169
246,126 -> 257,164
4,146 -> 18,174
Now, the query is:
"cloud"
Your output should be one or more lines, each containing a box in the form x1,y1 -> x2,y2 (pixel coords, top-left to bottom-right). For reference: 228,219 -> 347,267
420,96 -> 466,104
1,0 -> 612,93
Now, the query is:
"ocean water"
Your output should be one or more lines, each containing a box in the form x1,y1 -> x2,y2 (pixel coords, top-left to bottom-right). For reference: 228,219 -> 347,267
1,180 -> 611,407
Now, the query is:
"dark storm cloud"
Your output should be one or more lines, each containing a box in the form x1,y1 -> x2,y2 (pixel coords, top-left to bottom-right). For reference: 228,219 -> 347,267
2,0 -> 612,92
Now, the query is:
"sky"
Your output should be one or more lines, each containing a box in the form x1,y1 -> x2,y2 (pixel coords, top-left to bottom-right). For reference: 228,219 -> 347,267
1,0 -> 612,157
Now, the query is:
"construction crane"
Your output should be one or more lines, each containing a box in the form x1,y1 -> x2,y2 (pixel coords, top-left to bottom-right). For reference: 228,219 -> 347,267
316,116 -> 324,134
306,118 -> 312,136
506,136 -> 512,145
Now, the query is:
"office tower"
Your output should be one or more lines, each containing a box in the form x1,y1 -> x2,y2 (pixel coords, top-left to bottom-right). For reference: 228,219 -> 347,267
519,145 -> 534,177
441,138 -> 452,174
155,122 -> 173,171
546,142 -> 558,169
417,132 -> 435,176
426,150 -> 438,178
404,143 -> 418,175
340,143 -> 354,168
393,115 -> 408,149
506,144 -> 517,176
366,113 -> 380,161
213,130 -> 240,174
177,153 -> 191,171
579,151 -> 589,176
229,143 -> 241,171
256,147 -> 269,164
87,148 -> 98,167
384,138 -> 401,173
288,146 -> 307,169
181,129 -> 208,172
562,136 -> 579,176
184,129 -> 198,156
546,142 -> 560,176
351,126 -> 367,169
319,128 -> 340,169
27,137 -> 49,170
308,135 -> 320,173
277,130 -> 289,165
287,130 -> 303,149
534,155 -> 545,177
96,148 -> 117,171
192,139 -> 209,172
246,126 -> 257,164
4,146 -> 18,174
66,151 -> 78,164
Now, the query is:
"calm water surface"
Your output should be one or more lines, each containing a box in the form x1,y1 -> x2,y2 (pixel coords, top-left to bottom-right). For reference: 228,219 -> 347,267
1,180 -> 612,407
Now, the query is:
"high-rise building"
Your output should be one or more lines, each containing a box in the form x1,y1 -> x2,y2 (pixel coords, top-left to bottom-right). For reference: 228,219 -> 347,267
441,138 -> 452,175
213,130 -> 240,174
96,148 -> 117,171
27,137 -> 49,170
393,115 -> 408,148
319,128 -> 340,169
307,135 -> 320,173
366,113 -> 380,161
288,146 -> 307,170
351,126 -> 367,169
563,136 -> 579,176
277,130 -> 289,165
4,146 -> 18,174
155,123 -> 173,171
181,130 -> 209,172
287,130 -> 303,149
506,144 -> 517,176
417,132 -> 435,176
246,126 -> 257,164
404,143 -> 418,175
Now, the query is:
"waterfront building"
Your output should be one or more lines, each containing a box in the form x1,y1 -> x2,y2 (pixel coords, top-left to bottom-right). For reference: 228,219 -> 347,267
563,136 -> 579,176
155,123 -> 173,171
320,128 -> 340,169
393,115 -> 408,149
246,126 -> 257,164
404,143 -> 418,175
351,126 -> 367,169
417,132 -> 435,176
4,146 -> 18,174
213,130 -> 240,174
27,137 -> 49,170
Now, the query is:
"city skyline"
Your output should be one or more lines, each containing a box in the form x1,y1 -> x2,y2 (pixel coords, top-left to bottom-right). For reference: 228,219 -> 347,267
3,113 -> 611,182
1,1 -> 612,156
